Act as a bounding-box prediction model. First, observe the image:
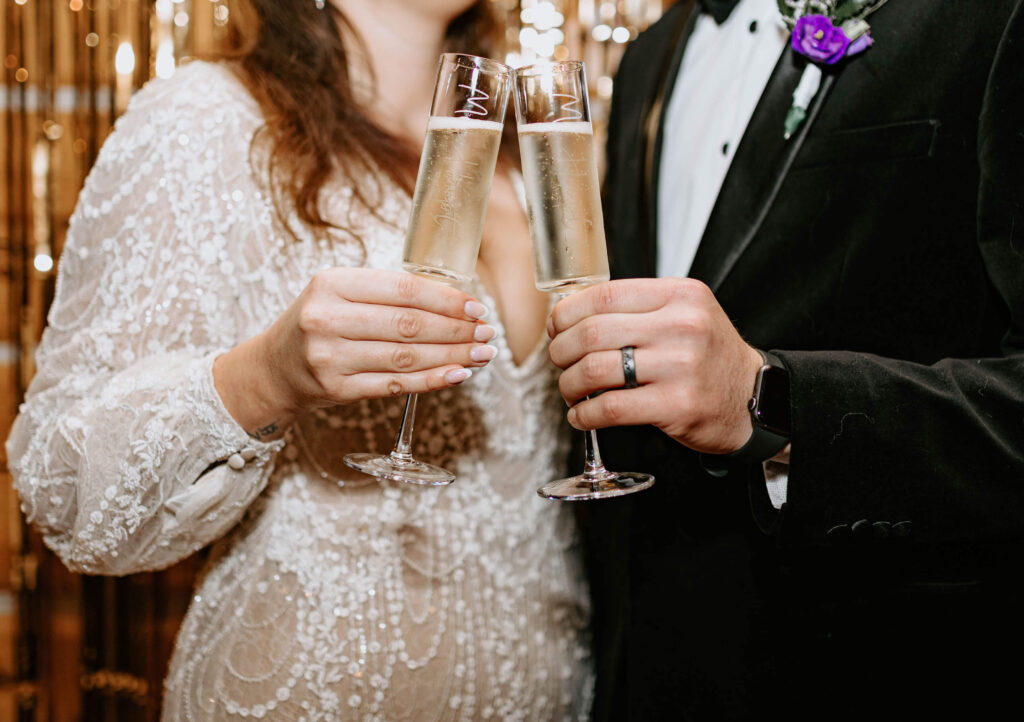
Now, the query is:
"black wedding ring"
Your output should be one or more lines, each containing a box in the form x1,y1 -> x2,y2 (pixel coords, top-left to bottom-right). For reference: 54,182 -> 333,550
621,346 -> 638,389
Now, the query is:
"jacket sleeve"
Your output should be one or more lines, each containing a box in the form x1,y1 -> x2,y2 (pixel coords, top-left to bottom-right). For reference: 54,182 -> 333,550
776,5 -> 1024,548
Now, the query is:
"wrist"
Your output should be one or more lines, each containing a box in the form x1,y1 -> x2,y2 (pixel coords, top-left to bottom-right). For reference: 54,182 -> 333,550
700,349 -> 791,474
214,334 -> 300,441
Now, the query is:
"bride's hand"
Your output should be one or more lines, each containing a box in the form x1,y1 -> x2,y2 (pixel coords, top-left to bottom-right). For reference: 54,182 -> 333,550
214,268 -> 495,440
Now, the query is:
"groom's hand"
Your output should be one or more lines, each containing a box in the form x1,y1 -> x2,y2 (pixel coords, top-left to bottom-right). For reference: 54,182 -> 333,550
547,277 -> 764,455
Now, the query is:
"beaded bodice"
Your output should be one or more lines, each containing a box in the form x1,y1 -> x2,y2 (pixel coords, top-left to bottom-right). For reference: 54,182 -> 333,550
6,62 -> 591,720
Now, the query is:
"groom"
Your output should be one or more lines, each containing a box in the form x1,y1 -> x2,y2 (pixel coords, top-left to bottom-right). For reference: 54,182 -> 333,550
549,0 -> 1024,719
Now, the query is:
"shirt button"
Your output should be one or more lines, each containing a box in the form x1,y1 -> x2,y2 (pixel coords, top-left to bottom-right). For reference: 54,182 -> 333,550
227,453 -> 246,470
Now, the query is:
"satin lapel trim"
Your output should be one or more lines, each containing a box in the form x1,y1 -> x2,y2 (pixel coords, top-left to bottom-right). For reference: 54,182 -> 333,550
687,50 -> 837,292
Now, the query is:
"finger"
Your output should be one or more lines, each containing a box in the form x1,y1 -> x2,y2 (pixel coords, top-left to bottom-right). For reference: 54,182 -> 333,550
341,341 -> 498,374
343,365 -> 475,399
317,268 -> 488,320
334,303 -> 494,344
549,277 -> 707,336
548,312 -> 650,369
557,347 -> 652,405
566,386 -> 664,431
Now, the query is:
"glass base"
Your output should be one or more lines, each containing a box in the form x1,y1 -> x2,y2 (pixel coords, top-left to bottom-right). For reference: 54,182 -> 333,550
537,471 -> 654,501
343,452 -> 455,486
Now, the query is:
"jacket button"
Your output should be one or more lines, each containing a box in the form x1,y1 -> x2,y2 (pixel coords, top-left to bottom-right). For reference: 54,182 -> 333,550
892,520 -> 914,538
850,518 -> 872,539
871,521 -> 891,539
826,524 -> 851,545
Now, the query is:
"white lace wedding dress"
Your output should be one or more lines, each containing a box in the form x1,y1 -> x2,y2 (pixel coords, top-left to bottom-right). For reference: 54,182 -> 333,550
6,62 -> 592,721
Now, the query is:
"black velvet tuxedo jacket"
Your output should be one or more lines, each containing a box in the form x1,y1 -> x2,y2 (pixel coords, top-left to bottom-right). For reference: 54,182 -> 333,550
587,1 -> 1024,719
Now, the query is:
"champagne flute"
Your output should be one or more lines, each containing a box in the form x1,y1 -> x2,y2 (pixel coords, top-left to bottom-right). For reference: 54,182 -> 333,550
512,61 -> 655,501
344,53 -> 510,485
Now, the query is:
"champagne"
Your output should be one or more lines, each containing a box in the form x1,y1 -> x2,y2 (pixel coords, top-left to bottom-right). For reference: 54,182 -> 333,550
518,121 -> 610,293
402,116 -> 503,283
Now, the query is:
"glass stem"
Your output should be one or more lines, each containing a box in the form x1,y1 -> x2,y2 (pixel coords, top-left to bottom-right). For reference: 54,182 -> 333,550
581,395 -> 612,481
390,393 -> 418,464
582,429 -> 608,479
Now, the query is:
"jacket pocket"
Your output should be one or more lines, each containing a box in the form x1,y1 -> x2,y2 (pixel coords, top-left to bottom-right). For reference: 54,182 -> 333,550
791,119 -> 941,171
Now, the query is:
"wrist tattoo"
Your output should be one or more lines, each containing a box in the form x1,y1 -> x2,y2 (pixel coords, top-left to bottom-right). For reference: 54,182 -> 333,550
249,421 -> 279,441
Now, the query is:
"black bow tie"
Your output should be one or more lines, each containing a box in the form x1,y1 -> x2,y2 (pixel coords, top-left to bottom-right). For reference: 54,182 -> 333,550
699,0 -> 742,24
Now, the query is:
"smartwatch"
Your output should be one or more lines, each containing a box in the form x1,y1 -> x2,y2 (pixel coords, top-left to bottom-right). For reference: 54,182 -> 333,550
741,349 -> 791,458
700,349 -> 791,474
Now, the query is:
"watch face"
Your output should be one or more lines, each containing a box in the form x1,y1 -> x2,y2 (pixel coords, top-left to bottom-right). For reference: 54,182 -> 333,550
753,365 -> 791,436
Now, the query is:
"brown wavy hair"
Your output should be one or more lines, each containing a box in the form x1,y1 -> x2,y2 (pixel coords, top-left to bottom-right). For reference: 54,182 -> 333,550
218,0 -> 516,237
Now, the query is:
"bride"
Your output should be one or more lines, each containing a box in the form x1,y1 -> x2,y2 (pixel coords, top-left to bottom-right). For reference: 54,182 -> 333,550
6,0 -> 592,719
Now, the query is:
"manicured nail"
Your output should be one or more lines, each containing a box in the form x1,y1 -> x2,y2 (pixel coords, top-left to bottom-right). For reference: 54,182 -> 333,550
474,324 -> 496,342
464,301 -> 489,319
446,368 -> 472,384
470,344 -> 498,362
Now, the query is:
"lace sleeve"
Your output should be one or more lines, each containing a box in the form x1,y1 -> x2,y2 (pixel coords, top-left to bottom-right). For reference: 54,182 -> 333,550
5,63 -> 284,575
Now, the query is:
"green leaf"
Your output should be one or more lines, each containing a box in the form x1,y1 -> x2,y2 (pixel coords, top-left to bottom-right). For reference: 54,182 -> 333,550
834,0 -> 861,22
777,0 -> 794,19
783,106 -> 807,140
835,0 -> 881,23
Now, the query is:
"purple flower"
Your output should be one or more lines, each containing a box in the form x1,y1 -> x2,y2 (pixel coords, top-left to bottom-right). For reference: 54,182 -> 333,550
791,14 -> 853,65
846,32 -> 875,58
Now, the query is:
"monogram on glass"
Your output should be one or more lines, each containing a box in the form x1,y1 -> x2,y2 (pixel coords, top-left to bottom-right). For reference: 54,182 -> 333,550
512,61 -> 655,500
344,53 -> 511,485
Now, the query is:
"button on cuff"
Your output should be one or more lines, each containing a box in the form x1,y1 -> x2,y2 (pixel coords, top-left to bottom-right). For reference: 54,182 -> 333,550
892,520 -> 914,538
826,524 -> 851,545
851,518 -> 872,539
871,521 -> 892,539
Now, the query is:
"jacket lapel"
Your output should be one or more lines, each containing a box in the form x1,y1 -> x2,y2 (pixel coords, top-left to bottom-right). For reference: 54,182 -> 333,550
607,2 -> 696,281
687,50 -> 836,290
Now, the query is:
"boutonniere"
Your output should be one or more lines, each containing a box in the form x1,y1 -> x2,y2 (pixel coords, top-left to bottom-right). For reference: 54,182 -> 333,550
777,0 -> 888,138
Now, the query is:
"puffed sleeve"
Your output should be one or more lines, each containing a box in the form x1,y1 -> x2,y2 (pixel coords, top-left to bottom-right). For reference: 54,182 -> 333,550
6,62 -> 285,574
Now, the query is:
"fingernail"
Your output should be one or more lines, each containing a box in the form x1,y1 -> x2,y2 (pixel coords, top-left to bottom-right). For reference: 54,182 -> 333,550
470,344 -> 498,362
446,368 -> 472,384
464,301 -> 489,319
567,407 -> 580,429
474,324 -> 496,342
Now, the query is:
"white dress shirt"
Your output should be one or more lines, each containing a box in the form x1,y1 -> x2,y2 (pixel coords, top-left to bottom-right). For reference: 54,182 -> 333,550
656,0 -> 790,507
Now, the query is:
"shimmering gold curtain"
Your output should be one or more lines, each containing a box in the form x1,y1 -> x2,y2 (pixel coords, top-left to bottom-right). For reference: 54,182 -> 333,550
2,3 -> 231,718
0,2 -> 665,719
496,0 -> 666,157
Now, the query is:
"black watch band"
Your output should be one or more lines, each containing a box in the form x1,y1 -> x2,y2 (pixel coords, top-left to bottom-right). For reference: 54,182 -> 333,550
699,349 -> 791,475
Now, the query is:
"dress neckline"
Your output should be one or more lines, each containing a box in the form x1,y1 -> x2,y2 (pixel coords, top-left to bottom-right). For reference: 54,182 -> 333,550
471,279 -> 553,377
